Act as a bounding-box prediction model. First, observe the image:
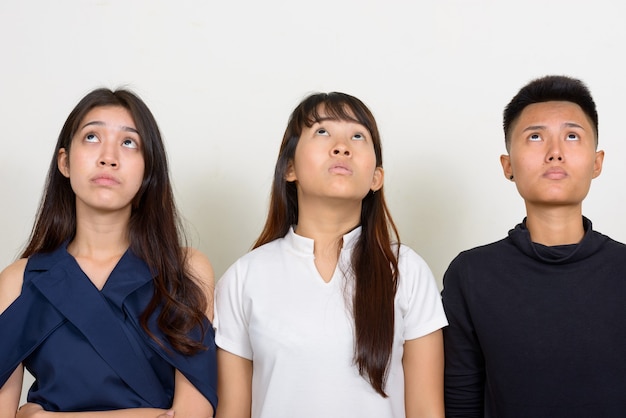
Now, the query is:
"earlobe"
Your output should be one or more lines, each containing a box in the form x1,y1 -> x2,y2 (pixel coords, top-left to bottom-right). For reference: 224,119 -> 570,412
500,154 -> 513,181
371,167 -> 384,192
57,148 -> 70,178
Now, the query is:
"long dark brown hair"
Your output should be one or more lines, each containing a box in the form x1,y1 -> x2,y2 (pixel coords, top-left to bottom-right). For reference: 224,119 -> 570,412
21,88 -> 208,355
255,92 -> 400,396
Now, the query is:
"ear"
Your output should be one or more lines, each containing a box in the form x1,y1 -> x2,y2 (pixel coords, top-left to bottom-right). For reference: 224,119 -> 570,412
284,159 -> 297,182
371,167 -> 384,192
500,154 -> 513,181
592,150 -> 604,179
58,148 -> 70,178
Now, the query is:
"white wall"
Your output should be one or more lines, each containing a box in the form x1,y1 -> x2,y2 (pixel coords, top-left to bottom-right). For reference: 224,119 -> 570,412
2,0 -> 626,406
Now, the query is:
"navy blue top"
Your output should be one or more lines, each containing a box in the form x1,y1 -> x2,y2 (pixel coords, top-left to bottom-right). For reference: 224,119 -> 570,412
0,244 -> 217,412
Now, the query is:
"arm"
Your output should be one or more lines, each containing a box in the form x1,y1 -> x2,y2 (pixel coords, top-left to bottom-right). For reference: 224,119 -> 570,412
184,248 -> 215,322
0,366 -> 23,418
169,249 -> 215,416
0,259 -> 27,417
169,369 -> 214,417
16,405 -> 165,418
403,330 -> 444,418
16,370 -> 213,418
168,248 -> 216,416
441,259 -> 485,417
16,249 -> 216,418
214,349 -> 252,418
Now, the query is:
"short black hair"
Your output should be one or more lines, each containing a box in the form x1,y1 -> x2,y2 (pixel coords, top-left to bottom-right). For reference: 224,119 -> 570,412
503,75 -> 598,152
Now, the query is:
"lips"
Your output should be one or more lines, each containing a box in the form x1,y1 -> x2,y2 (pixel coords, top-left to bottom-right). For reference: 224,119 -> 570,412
329,164 -> 353,175
543,167 -> 567,180
91,174 -> 121,186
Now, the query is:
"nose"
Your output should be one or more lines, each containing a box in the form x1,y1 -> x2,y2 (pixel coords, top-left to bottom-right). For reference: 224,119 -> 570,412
100,159 -> 118,167
98,142 -> 118,167
546,140 -> 563,163
331,139 -> 351,157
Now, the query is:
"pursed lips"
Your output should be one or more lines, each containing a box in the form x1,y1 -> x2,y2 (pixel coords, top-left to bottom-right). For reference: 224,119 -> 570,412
91,174 -> 121,186
328,163 -> 352,175
543,167 -> 567,180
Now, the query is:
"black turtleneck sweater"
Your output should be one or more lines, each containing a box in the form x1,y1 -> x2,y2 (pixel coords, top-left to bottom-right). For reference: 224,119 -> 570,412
442,217 -> 626,417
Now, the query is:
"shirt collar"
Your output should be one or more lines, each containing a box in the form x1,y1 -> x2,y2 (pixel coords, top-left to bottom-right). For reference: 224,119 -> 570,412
285,225 -> 362,255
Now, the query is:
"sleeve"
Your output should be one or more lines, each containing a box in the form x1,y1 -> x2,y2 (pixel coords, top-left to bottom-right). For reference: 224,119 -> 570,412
441,253 -> 485,418
398,246 -> 448,341
214,259 -> 253,360
124,281 -> 219,411
0,282 -> 66,387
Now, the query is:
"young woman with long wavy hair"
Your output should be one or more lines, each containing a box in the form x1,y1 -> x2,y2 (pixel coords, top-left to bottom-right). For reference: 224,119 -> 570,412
0,88 -> 217,417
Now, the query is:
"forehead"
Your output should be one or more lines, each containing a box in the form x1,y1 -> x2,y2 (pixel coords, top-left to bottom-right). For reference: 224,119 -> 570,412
311,106 -> 369,130
78,105 -> 136,128
308,102 -> 360,123
514,101 -> 593,131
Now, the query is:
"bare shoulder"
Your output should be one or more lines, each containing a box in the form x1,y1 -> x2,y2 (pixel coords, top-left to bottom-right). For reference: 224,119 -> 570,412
0,258 -> 28,314
184,247 -> 215,289
184,247 -> 215,320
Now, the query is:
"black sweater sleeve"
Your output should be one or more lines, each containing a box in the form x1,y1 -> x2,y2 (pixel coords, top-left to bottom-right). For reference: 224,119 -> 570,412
442,254 -> 485,417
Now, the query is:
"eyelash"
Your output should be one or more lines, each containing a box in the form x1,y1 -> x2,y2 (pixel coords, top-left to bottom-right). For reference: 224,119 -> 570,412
122,138 -> 138,148
315,128 -> 366,141
528,133 -> 580,142
83,132 -> 139,149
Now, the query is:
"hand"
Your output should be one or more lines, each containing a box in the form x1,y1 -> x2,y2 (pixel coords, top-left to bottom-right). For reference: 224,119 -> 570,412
16,403 -> 44,418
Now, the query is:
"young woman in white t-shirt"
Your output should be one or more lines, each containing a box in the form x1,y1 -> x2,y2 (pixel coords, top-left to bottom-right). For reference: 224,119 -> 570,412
215,92 -> 447,418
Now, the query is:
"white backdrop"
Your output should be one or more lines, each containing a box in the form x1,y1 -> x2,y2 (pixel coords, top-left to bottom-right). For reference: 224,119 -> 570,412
2,0 -> 625,406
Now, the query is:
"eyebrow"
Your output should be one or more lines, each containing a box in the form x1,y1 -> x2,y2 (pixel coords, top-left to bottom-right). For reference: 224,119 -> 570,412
522,122 -> 586,132
563,122 -> 585,130
313,117 -> 341,124
81,120 -> 139,134
313,117 -> 366,128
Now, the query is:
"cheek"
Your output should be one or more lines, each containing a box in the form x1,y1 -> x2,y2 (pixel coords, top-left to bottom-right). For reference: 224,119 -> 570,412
363,154 -> 378,173
293,146 -> 319,173
510,155 -> 536,174
66,152 -> 90,177
133,162 -> 146,188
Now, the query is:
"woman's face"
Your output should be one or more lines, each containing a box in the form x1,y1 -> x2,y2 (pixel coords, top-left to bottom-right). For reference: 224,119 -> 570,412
57,105 -> 145,216
285,108 -> 383,205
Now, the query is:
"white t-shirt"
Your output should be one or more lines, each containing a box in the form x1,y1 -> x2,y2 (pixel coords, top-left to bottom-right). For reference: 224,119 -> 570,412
214,227 -> 447,418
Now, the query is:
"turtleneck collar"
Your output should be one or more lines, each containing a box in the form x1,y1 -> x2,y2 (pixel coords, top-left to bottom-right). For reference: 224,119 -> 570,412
508,216 -> 608,265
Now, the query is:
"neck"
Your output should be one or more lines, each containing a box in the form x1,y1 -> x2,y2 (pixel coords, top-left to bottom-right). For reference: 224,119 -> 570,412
294,198 -> 361,283
295,197 -> 361,255
68,206 -> 131,259
524,203 -> 585,246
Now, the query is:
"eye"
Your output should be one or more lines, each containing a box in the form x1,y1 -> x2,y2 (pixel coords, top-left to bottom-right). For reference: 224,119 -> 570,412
122,138 -> 139,149
566,133 -> 580,141
85,133 -> 99,143
316,128 -> 329,136
352,133 -> 365,141
528,133 -> 542,142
